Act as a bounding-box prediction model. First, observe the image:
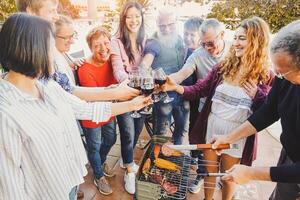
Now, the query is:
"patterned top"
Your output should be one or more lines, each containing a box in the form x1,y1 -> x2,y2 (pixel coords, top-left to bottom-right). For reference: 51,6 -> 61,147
0,78 -> 112,200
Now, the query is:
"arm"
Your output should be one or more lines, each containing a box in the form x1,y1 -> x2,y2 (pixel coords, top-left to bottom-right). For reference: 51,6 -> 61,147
221,165 -> 271,184
73,83 -> 139,102
182,65 -> 220,101
169,53 -> 197,84
0,113 -> 27,200
52,81 -> 150,122
140,39 -> 160,69
169,64 -> 195,84
222,162 -> 300,184
110,39 -> 129,82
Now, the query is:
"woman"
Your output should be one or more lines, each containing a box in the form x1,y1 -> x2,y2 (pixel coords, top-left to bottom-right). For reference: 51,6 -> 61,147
0,13 -> 151,200
110,1 -> 146,194
163,17 -> 274,200
54,15 -> 139,102
77,27 -> 118,195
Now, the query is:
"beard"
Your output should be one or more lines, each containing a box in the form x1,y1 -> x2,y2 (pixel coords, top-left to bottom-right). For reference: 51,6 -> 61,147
157,31 -> 179,49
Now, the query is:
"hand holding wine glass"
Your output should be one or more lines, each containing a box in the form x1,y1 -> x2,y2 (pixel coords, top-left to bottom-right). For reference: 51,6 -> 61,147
153,68 -> 174,103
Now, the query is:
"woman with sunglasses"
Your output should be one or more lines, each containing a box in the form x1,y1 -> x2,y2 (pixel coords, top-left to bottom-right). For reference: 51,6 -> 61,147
162,16 -> 274,200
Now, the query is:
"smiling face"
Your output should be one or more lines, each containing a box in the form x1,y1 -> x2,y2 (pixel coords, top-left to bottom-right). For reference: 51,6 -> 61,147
183,28 -> 201,50
233,27 -> 248,57
55,23 -> 75,53
90,35 -> 111,64
271,51 -> 300,84
35,0 -> 59,23
200,27 -> 224,56
125,7 -> 142,34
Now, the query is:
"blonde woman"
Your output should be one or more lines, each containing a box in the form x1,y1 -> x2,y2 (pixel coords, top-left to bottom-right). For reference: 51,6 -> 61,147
163,16 -> 274,200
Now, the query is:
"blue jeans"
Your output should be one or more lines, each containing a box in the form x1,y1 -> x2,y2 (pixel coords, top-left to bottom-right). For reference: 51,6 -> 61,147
117,112 -> 145,167
153,92 -> 189,145
82,120 -> 116,179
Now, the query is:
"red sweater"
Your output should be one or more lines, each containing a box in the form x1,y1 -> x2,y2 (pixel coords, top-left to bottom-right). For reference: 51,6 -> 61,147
77,59 -> 117,128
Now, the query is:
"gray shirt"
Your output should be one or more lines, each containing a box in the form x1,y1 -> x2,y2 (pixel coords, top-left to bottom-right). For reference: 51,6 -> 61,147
182,40 -> 231,111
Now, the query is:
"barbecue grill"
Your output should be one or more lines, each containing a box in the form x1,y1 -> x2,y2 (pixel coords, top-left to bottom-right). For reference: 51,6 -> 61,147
135,136 -> 191,200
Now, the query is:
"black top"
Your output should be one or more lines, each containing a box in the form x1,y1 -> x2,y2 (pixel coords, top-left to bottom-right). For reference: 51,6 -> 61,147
248,77 -> 300,183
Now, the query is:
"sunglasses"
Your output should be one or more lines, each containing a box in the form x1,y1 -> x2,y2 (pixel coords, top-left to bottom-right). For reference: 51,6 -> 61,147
200,32 -> 222,48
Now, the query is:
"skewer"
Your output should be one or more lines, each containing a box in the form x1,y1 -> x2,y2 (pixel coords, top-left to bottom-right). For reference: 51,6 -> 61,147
197,172 -> 227,177
166,143 -> 238,150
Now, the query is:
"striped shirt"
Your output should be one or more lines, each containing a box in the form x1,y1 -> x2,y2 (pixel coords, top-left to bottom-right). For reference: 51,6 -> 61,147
0,79 -> 112,200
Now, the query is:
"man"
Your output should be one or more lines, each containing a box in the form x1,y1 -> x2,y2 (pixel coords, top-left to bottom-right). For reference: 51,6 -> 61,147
213,20 -> 300,200
171,18 -> 231,193
142,7 -> 189,145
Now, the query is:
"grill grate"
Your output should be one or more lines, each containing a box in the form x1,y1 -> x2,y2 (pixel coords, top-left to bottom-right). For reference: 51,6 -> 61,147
138,144 -> 191,200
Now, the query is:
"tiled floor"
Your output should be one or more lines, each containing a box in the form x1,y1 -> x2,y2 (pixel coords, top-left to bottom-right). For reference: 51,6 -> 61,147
78,128 -> 281,200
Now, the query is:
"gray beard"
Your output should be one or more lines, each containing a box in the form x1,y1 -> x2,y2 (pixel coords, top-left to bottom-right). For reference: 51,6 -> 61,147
157,32 -> 179,48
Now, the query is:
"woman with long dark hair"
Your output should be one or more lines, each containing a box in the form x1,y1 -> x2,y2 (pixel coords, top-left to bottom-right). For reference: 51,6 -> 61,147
0,13 -> 151,200
110,1 -> 147,195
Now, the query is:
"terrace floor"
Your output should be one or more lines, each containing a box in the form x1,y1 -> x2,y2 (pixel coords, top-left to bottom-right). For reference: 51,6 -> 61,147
77,127 -> 281,200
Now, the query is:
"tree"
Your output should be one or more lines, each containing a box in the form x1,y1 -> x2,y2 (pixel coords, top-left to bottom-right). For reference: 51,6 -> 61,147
0,0 -> 17,21
207,0 -> 300,33
0,0 -> 80,21
116,0 -> 153,12
58,0 -> 80,18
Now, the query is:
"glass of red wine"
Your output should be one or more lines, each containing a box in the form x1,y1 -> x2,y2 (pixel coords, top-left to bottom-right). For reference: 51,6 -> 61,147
153,68 -> 174,103
128,70 -> 142,118
139,75 -> 154,115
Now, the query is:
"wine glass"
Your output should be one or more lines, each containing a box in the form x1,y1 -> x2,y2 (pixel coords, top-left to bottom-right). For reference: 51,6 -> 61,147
153,68 -> 174,103
128,70 -> 142,118
139,73 -> 154,115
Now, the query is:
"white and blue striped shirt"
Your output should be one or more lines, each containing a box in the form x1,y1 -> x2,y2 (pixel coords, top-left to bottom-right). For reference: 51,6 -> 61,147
0,79 -> 112,200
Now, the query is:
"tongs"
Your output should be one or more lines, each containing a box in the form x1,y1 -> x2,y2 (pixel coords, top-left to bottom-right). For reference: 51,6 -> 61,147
166,143 -> 237,150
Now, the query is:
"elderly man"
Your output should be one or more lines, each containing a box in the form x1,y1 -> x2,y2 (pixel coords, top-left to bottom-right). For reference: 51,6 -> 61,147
213,20 -> 300,200
142,7 -> 189,145
170,18 -> 231,193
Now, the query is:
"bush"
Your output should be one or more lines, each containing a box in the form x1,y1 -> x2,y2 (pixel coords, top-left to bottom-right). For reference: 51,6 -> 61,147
208,0 -> 300,33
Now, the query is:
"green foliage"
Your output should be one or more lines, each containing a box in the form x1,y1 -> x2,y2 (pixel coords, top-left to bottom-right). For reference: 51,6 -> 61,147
0,0 -> 17,21
0,0 -> 80,21
208,0 -> 300,33
58,0 -> 80,19
116,0 -> 152,12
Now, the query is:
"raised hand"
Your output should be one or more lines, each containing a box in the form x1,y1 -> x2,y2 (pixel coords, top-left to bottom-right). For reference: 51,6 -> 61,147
242,80 -> 258,99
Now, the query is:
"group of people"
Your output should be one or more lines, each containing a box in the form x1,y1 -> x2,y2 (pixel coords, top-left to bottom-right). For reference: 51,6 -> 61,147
0,0 -> 299,200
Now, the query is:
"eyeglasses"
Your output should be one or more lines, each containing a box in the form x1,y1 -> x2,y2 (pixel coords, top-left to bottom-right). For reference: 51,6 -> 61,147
158,22 -> 176,30
275,69 -> 296,79
56,31 -> 78,41
200,32 -> 222,48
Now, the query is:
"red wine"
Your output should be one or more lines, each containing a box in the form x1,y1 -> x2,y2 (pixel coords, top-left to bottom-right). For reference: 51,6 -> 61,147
141,84 -> 154,96
141,88 -> 154,96
154,79 -> 166,85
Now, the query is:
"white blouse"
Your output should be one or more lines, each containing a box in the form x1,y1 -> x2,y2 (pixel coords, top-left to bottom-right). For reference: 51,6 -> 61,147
0,79 -> 111,200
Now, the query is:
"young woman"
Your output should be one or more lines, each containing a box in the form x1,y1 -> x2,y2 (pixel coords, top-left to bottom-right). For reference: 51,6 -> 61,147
77,27 -> 118,195
163,17 -> 274,200
0,13 -> 151,200
110,2 -> 146,194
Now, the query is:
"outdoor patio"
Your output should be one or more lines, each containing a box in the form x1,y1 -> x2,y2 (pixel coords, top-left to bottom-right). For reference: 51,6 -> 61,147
78,126 -> 282,200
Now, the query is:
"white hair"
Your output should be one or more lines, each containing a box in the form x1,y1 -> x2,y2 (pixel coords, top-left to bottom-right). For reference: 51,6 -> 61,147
156,6 -> 177,24
200,18 -> 225,35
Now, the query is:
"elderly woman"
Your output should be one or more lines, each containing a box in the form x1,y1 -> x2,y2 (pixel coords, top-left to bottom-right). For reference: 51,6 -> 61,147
77,27 -> 118,195
0,13 -> 151,200
163,17 -> 274,200
53,15 -> 139,102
